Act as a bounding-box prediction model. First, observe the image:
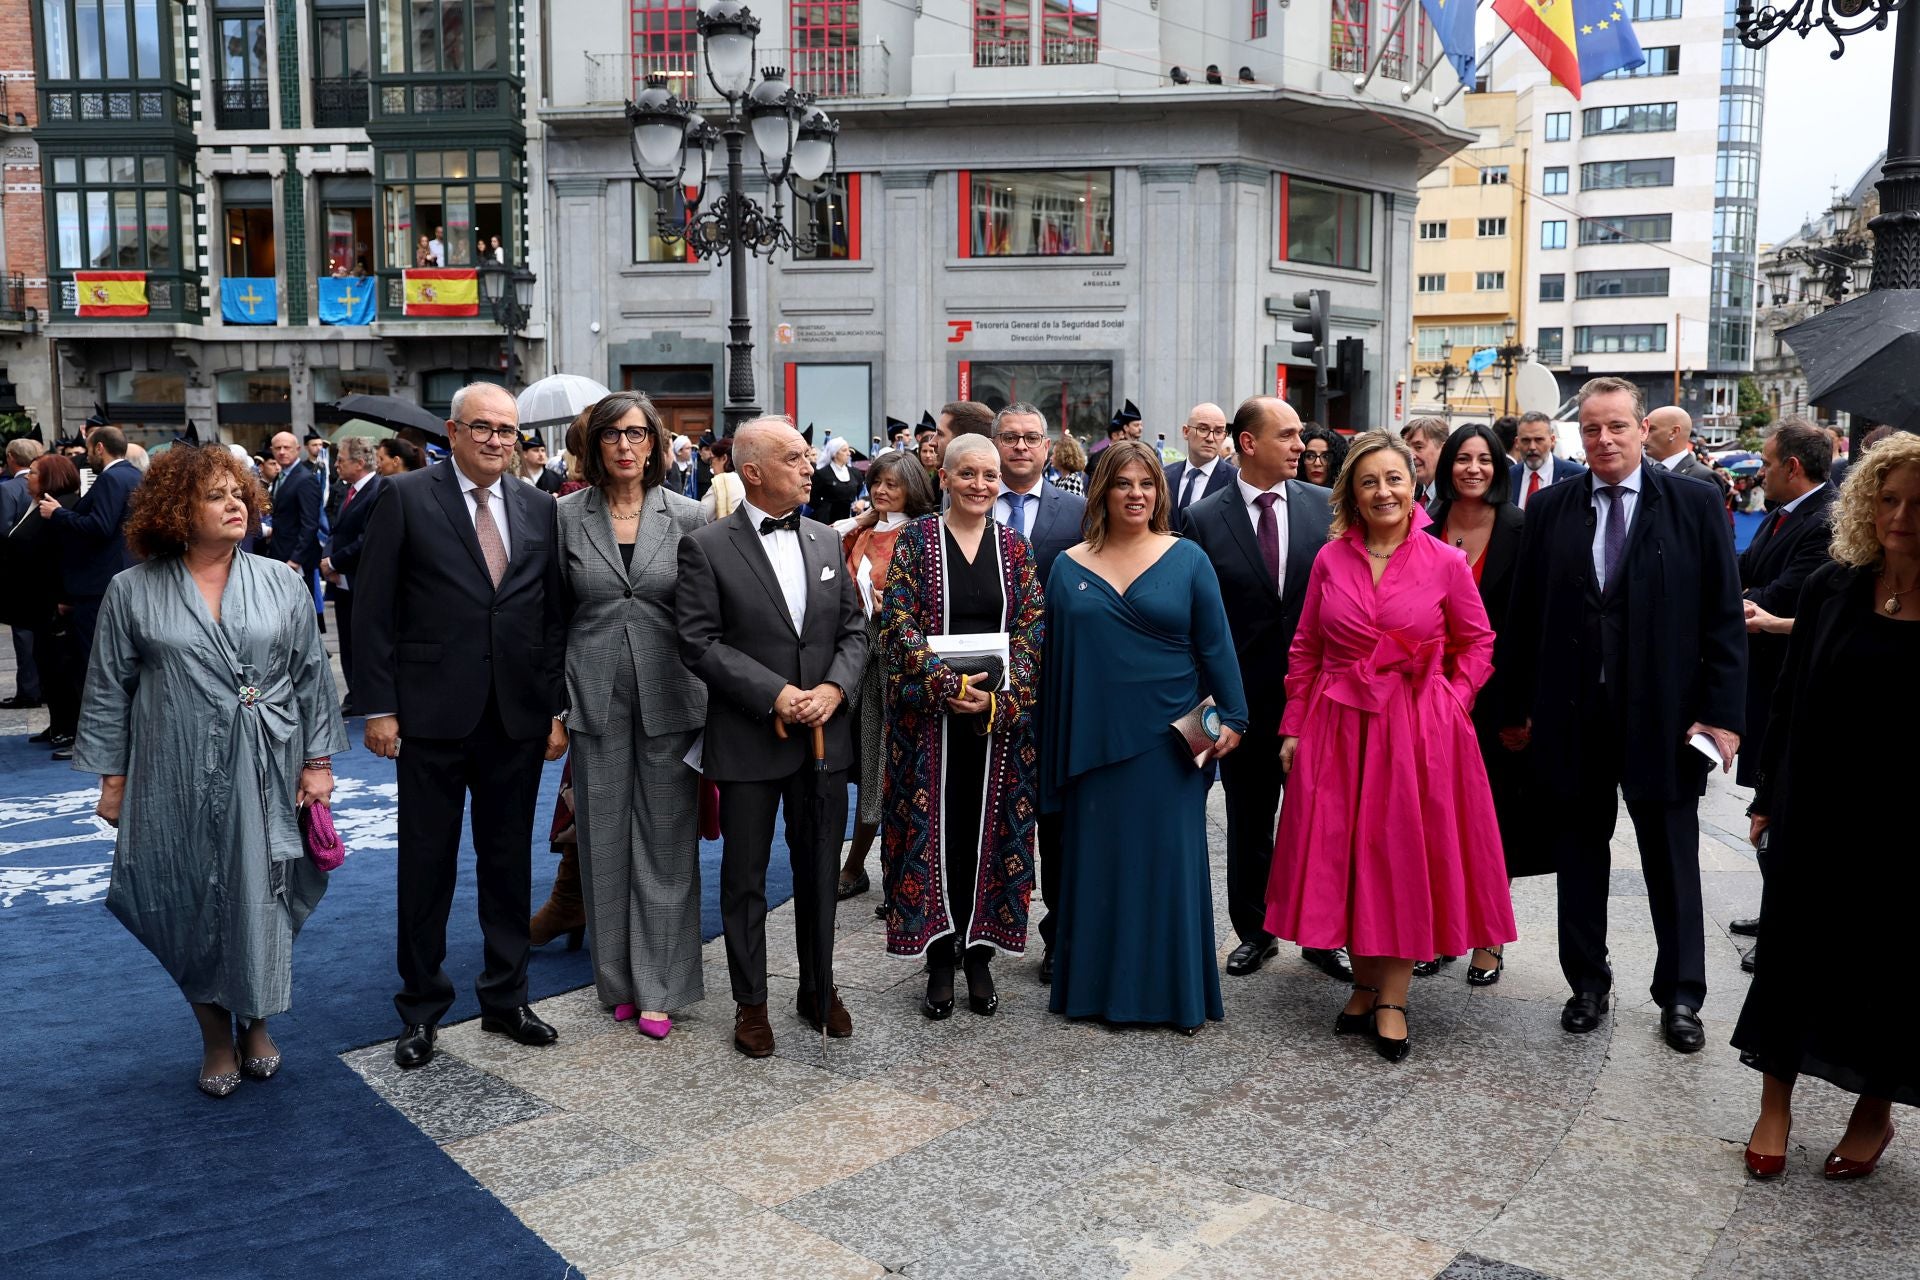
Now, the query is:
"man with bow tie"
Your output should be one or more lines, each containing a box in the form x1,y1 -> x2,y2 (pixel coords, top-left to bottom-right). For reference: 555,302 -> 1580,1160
677,415 -> 868,1058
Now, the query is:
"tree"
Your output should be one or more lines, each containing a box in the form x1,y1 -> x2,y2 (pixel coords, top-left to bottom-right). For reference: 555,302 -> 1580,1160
1737,377 -> 1773,432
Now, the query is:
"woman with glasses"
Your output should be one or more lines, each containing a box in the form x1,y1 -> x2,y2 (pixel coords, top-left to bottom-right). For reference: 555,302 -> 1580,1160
1299,424 -> 1348,490
554,393 -> 709,1040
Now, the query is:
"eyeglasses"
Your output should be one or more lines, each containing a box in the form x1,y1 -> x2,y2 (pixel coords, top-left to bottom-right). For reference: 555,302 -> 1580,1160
452,419 -> 517,443
596,427 -> 651,446
1188,426 -> 1228,440
996,432 -> 1048,448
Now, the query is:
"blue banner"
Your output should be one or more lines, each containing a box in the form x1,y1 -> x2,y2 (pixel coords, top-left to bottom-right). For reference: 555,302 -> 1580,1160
220,277 -> 278,325
318,276 -> 378,326
1420,0 -> 1479,88
1468,347 -> 1499,374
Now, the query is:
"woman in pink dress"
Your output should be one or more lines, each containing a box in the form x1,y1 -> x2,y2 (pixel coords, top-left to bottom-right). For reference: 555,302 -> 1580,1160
1265,432 -> 1516,1063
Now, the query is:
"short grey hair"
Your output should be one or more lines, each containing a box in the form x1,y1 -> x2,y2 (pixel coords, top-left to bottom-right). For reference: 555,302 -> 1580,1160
943,432 -> 1000,469
337,435 -> 377,467
732,415 -> 796,472
992,402 -> 1046,435
449,381 -> 515,425
5,438 -> 45,468
1518,410 -> 1553,427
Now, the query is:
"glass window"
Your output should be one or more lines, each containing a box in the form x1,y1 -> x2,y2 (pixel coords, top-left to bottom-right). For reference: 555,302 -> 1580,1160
1544,111 -> 1571,142
1480,165 -> 1509,185
85,191 -> 111,267
1630,0 -> 1681,16
103,0 -> 128,77
377,146 -> 522,276
789,364 -> 871,442
1574,323 -> 1667,354
633,1 -> 702,81
1330,0 -> 1368,74
1579,213 -> 1674,244
1541,220 -> 1567,249
1581,157 -> 1675,189
791,1 -> 863,96
1721,37 -> 1764,87
1417,273 -> 1445,292
795,173 -> 860,261
633,182 -> 694,263
141,155 -> 165,182
1602,44 -> 1679,77
1719,94 -> 1762,145
48,147 -> 190,279
1040,0 -> 1097,66
965,169 -> 1113,258
1582,103 -> 1678,135
144,190 -> 171,267
1474,270 -> 1505,291
42,0 -> 73,79
133,0 -> 160,76
1537,327 -> 1564,364
76,0 -> 102,76
1477,217 -> 1507,237
1716,150 -> 1759,200
1540,274 -> 1565,302
1577,268 -> 1671,298
1418,220 -> 1447,239
224,205 -> 275,276
1416,327 -> 1451,360
171,0 -> 186,83
1543,166 -> 1568,195
1282,174 -> 1373,271
1714,205 -> 1756,254
1251,0 -> 1268,38
54,157 -> 77,183
967,360 -> 1112,440
315,4 -> 372,126
55,191 -> 83,268
321,201 -> 374,276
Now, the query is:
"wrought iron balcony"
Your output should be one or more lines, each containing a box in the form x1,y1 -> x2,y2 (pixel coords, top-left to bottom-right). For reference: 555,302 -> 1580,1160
313,76 -> 369,128
215,79 -> 270,130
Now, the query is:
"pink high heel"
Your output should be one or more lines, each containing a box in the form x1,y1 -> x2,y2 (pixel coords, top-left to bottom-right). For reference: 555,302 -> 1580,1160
637,1015 -> 672,1040
613,1003 -> 637,1023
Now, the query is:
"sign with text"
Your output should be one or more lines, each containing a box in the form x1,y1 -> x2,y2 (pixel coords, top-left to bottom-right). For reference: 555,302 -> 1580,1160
945,315 -> 1128,347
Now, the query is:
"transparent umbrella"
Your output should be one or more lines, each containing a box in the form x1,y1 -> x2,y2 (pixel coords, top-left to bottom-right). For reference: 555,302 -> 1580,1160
517,374 -> 612,430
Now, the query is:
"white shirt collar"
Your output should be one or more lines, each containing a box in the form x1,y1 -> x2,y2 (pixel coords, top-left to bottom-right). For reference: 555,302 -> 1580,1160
1525,455 -> 1553,475
451,461 -> 502,500
1655,450 -> 1687,471
1235,474 -> 1288,506
1777,482 -> 1825,516
740,498 -> 796,532
999,478 -> 1043,499
350,471 -> 375,493
1591,464 -> 1645,498
1187,456 -> 1219,479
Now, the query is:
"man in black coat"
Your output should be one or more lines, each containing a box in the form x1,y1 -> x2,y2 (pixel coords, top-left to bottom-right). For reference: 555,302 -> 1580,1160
320,436 -> 386,717
1183,396 -> 1342,982
353,384 -> 569,1071
260,430 -> 324,578
1501,376 -> 1746,1054
677,415 -> 868,1058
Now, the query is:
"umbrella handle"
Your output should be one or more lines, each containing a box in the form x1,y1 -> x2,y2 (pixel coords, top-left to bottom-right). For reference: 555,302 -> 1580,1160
773,717 -> 788,740
811,723 -> 827,764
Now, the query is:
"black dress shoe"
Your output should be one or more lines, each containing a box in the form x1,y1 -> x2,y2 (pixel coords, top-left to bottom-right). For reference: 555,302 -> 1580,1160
1661,1005 -> 1706,1054
1371,1003 -> 1412,1063
481,1005 -> 559,1046
1225,938 -> 1279,977
1729,917 -> 1761,938
27,727 -> 54,744
47,732 -> 75,749
1038,950 -> 1053,984
1562,991 -> 1608,1034
51,746 -> 74,761
1302,947 -> 1354,983
0,693 -> 43,709
1741,942 -> 1758,974
836,871 -> 870,901
1412,955 -> 1456,978
394,1023 -> 436,1070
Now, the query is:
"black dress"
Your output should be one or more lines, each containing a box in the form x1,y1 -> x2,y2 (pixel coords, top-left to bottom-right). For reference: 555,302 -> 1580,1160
1732,564 -> 1920,1105
940,524 -> 1000,937
811,465 -> 863,524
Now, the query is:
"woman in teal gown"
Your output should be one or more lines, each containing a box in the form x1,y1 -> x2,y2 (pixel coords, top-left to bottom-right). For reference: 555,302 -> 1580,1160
1039,441 -> 1249,1031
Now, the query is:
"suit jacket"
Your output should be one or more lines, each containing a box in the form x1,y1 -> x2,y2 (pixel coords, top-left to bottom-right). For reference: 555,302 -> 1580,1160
1427,500 -> 1525,735
1509,455 -> 1588,506
350,461 -> 566,740
532,467 -> 565,496
1165,458 -> 1238,532
264,462 -> 324,574
325,473 -> 387,582
1009,480 -> 1085,584
46,459 -> 139,598
556,484 -> 708,739
675,505 -> 868,782
0,472 -> 30,530
1182,478 -> 1332,725
1500,462 -> 1747,803
1665,450 -> 1730,496
1735,483 -> 1836,786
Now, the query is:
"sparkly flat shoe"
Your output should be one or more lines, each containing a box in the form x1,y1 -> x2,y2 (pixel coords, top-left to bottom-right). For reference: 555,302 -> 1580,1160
197,1055 -> 242,1098
241,1051 -> 282,1080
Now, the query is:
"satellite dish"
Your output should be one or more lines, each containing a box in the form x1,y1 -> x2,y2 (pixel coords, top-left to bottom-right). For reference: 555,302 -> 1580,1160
1512,361 -> 1562,417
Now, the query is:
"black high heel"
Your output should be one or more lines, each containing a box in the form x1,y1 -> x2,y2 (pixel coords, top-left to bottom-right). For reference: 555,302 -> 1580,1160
1371,1002 -> 1411,1063
963,948 -> 997,1017
1334,984 -> 1380,1035
922,939 -> 956,1020
1466,946 -> 1504,986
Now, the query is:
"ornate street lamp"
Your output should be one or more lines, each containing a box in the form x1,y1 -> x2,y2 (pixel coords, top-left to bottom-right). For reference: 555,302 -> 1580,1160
625,1 -> 846,433
1494,317 -> 1529,417
480,260 -> 537,385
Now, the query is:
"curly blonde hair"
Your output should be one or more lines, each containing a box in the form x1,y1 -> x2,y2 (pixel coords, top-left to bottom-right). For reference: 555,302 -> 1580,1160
1329,431 -> 1417,541
1829,430 -> 1920,569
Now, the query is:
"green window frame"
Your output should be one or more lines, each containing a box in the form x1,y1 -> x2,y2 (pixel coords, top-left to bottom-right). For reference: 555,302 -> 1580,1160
46,149 -> 198,316
377,0 -> 503,74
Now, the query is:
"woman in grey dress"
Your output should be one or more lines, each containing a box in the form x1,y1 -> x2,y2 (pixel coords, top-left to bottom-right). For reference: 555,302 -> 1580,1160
75,445 -> 346,1097
558,392 -> 708,1039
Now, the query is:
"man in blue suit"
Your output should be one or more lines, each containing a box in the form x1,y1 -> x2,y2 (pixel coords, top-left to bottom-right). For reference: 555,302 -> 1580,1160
260,430 -> 324,578
991,403 -> 1087,982
1165,402 -> 1238,533
320,436 -> 386,717
1510,411 -> 1586,511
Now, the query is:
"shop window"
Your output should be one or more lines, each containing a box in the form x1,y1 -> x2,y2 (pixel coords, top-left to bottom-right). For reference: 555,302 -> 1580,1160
794,174 -> 861,261
974,0 -> 1031,67
784,363 -> 871,443
216,369 -> 293,428
1280,174 -> 1373,272
314,369 -> 391,423
633,182 -> 698,264
422,368 -> 507,418
961,169 -> 1113,258
966,360 -> 1112,441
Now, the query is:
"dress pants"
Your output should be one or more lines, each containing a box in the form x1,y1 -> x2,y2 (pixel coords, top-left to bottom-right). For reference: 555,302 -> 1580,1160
1554,701 -> 1708,1011
10,626 -> 40,701
717,768 -> 846,1006
333,587 -> 356,706
33,620 -> 80,737
1217,706 -> 1284,946
393,691 -> 546,1026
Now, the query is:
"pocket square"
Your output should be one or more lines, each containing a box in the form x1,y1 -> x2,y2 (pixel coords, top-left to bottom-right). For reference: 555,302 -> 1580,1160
819,565 -> 836,581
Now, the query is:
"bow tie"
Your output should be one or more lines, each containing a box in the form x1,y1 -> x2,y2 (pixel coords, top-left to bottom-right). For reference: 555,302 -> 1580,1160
758,512 -> 801,535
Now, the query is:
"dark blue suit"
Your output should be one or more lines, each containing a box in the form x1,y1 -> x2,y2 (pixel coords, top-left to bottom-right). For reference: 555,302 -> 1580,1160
263,462 -> 324,575
44,457 -> 139,709
1510,456 -> 1587,510
324,473 -> 386,708
1165,458 -> 1238,532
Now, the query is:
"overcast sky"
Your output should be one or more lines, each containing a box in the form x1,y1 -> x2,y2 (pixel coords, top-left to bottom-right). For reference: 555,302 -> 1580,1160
1755,33 -> 1895,243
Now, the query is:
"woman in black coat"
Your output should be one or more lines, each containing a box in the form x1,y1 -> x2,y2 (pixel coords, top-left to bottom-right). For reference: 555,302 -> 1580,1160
810,437 -> 864,524
0,454 -> 84,752
1426,423 -> 1541,986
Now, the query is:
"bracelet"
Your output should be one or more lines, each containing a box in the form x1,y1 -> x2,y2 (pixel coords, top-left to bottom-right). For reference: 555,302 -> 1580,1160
303,758 -> 333,771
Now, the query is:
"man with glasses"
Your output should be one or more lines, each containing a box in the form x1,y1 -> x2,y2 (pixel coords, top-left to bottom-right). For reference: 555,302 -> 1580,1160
353,383 -> 570,1072
1165,402 -> 1237,534
991,403 -> 1088,983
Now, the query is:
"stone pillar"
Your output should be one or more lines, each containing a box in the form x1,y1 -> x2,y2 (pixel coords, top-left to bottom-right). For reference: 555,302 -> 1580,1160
882,170 -> 934,414
1215,163 -> 1269,407
283,148 -> 309,326
551,178 -> 609,381
1138,163 -> 1197,430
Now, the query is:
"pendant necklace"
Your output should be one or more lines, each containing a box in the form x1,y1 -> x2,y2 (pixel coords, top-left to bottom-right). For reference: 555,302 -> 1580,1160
1883,577 -> 1917,616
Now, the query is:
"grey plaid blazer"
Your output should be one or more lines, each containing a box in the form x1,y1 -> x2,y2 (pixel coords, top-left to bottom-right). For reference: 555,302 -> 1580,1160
557,484 -> 708,738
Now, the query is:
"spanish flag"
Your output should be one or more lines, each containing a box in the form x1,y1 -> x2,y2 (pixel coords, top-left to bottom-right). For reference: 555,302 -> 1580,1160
1492,0 -> 1583,97
74,271 -> 148,318
402,268 -> 480,317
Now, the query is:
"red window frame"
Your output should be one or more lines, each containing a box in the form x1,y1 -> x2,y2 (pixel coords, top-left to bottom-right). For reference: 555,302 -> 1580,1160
1380,0 -> 1429,79
1329,0 -> 1368,73
631,1 -> 700,94
973,0 -> 1032,68
1252,0 -> 1269,39
1040,0 -> 1098,66
796,173 -> 863,261
790,2 -> 862,97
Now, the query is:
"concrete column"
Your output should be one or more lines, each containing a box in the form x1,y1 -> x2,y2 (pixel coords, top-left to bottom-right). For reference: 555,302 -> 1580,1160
1215,163 -> 1269,407
882,170 -> 934,413
551,178 -> 608,381
1138,163 -> 1197,430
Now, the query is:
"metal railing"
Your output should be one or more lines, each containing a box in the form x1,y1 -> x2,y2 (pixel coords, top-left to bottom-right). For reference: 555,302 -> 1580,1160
312,76 -> 369,127
0,273 -> 24,320
582,45 -> 891,105
215,79 -> 270,129
1330,44 -> 1367,74
973,36 -> 1031,68
1041,36 -> 1098,66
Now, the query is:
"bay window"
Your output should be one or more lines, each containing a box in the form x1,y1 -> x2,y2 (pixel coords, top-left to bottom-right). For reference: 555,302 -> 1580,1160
47,149 -> 198,317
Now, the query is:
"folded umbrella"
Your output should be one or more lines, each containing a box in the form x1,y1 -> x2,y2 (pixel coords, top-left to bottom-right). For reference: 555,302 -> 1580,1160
1782,289 -> 1920,434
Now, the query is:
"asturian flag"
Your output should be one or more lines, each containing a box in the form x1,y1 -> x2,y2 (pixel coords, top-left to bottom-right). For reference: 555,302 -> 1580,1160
1493,0 -> 1644,97
1420,0 -> 1480,89
401,268 -> 479,317
318,276 -> 378,326
220,277 -> 278,325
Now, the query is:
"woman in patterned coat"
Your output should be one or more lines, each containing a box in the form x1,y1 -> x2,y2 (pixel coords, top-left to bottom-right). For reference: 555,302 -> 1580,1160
880,434 -> 1045,1020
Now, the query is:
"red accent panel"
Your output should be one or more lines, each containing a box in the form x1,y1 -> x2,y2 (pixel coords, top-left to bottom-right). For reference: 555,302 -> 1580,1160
1274,365 -> 1288,398
784,362 -> 798,420
1278,175 -> 1290,261
958,170 -> 972,258
957,361 -> 971,401
846,173 -> 863,261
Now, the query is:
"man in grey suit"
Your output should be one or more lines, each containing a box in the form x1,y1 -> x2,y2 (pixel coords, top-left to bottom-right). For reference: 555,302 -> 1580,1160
990,403 -> 1087,980
1646,406 -> 1730,498
677,415 -> 869,1058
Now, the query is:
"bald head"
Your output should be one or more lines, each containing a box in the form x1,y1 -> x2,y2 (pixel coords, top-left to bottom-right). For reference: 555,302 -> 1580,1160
733,416 -> 814,515
1182,402 -> 1228,467
1644,405 -> 1693,462
269,431 -> 300,467
1231,396 -> 1304,488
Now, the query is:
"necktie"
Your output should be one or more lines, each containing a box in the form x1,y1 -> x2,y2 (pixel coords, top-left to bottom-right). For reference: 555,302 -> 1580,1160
342,482 -> 360,511
1526,468 -> 1541,505
685,467 -> 697,499
1765,508 -> 1787,541
1600,485 -> 1627,587
1180,467 -> 1203,511
1254,492 -> 1281,587
1011,492 -> 1031,537
759,511 -> 801,535
471,486 -> 507,588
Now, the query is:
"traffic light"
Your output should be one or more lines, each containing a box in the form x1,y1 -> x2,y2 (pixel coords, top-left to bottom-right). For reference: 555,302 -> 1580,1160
1291,289 -> 1331,423
1335,336 -> 1369,432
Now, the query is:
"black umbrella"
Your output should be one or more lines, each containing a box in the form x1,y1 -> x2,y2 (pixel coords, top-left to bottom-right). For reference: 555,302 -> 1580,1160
328,394 -> 449,442
1782,289 -> 1920,433
775,716 -> 837,1053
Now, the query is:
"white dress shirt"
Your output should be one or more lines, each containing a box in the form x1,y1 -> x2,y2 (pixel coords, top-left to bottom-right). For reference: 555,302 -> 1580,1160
453,462 -> 511,561
1773,483 -> 1824,519
333,472 -> 376,589
1655,450 -> 1688,472
1235,474 -> 1291,593
741,498 -> 807,632
996,480 -> 1044,538
1177,457 -> 1222,510
1589,465 -> 1643,594
1517,457 -> 1559,509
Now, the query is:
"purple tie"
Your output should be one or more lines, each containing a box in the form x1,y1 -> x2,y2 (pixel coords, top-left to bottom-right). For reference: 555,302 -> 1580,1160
1254,492 -> 1281,587
1600,484 -> 1627,586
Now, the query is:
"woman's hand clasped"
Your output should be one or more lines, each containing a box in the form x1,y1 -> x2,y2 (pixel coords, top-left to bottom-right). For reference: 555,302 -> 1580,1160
946,684 -> 992,716
1278,736 -> 1298,773
296,765 -> 335,809
96,775 -> 126,828
1212,726 -> 1243,760
1749,813 -> 1770,847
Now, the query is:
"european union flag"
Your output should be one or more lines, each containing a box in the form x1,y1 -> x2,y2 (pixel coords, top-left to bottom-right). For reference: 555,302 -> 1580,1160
1420,0 -> 1479,88
318,276 -> 378,326
1573,0 -> 1645,82
220,277 -> 277,325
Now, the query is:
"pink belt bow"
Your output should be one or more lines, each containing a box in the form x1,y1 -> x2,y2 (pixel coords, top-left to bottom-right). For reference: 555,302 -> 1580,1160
1323,631 -> 1445,714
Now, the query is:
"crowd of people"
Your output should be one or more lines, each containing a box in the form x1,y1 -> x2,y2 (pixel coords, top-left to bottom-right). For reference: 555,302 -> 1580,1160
7,377 -> 1914,1188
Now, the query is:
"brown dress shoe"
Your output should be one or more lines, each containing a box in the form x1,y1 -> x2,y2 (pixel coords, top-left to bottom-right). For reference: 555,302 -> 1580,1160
797,987 -> 854,1038
734,1001 -> 775,1058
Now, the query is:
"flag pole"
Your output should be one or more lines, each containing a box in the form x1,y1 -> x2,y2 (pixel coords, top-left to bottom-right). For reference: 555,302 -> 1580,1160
1355,0 -> 1419,94
1435,24 -> 1513,107
1403,0 -> 1488,101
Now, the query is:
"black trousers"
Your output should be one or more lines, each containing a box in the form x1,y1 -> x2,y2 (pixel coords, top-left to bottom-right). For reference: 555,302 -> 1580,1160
1554,703 -> 1708,1011
1217,708 -> 1284,947
393,693 -> 545,1026
1034,810 -> 1064,952
717,769 -> 847,1006
33,620 -> 80,737
10,625 -> 40,700
333,588 -> 356,704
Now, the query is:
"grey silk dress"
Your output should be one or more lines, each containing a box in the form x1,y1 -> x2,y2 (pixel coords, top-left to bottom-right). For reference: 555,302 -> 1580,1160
73,552 -> 347,1020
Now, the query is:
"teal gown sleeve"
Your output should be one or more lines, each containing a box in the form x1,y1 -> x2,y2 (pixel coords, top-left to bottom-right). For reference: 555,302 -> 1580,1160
1187,546 -> 1249,732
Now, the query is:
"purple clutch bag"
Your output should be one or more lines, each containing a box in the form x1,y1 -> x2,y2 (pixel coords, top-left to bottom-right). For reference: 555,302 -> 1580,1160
301,801 -> 345,872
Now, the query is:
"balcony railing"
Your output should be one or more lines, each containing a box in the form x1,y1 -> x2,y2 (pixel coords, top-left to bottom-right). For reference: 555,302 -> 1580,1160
0,273 -> 25,320
973,36 -> 1031,68
375,78 -> 520,119
313,76 -> 369,128
1041,36 -> 1098,66
215,79 -> 270,129
1330,44 -> 1366,74
39,83 -> 191,127
581,45 -> 891,106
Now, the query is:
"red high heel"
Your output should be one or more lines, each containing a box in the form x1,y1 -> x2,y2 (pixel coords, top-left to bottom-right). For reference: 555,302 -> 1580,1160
1824,1121 -> 1896,1180
1744,1119 -> 1789,1180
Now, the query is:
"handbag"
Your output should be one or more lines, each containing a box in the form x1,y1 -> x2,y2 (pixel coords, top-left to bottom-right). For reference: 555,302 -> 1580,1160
1169,697 -> 1225,769
300,800 -> 345,872
928,631 -> 1011,693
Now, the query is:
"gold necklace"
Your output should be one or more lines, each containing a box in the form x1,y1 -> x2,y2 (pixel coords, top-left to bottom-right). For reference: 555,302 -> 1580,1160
1881,574 -> 1918,616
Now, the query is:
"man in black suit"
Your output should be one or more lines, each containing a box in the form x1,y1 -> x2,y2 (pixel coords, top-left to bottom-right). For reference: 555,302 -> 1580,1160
516,432 -> 565,495
1165,402 -> 1238,533
1646,406 -> 1730,498
1510,411 -> 1586,510
320,436 -> 385,717
677,415 -> 868,1058
1727,418 -> 1836,969
1501,376 -> 1746,1054
1184,396 -> 1344,982
353,383 -> 569,1070
260,430 -> 324,579
1401,417 -> 1450,508
989,403 -> 1088,981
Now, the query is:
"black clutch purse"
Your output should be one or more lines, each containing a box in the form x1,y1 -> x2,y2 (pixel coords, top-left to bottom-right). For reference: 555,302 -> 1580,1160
928,631 -> 1011,693
942,654 -> 1006,693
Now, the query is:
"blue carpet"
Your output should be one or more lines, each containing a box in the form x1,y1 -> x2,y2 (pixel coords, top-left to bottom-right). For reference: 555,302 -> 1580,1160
0,724 -> 840,1278
1733,509 -> 1764,553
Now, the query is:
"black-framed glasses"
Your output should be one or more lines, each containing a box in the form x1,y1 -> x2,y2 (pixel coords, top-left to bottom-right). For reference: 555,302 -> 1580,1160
596,427 -> 651,446
996,432 -> 1048,448
1189,426 -> 1228,440
452,419 -> 518,443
